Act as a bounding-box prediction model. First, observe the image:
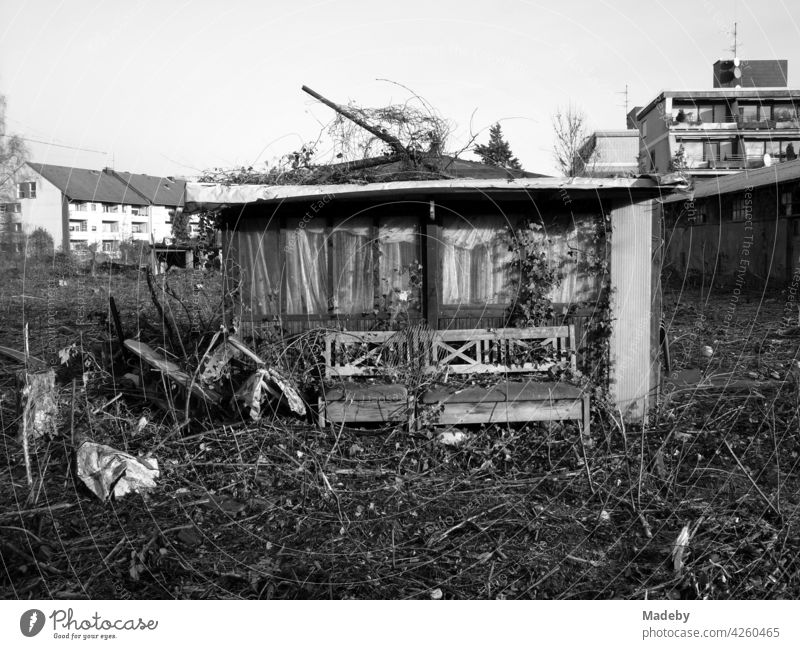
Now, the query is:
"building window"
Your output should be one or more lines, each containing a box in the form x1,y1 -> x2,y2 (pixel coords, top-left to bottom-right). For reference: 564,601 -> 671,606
740,104 -> 759,123
70,240 -> 88,251
90,203 -> 97,211
774,105 -> 798,121
131,222 -> 148,234
731,197 -> 748,222
0,203 -> 21,214
102,220 -> 119,233
102,204 -> 119,213
71,201 -> 88,212
122,205 -> 129,213
782,191 -> 793,216
69,220 -> 88,232
131,206 -> 149,216
17,182 -> 36,199
101,240 -> 118,252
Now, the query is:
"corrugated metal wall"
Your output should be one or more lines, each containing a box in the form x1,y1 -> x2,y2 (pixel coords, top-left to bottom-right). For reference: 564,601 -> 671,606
610,199 -> 655,422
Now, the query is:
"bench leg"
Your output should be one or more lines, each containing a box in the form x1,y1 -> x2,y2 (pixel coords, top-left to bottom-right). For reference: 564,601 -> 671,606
318,396 -> 326,430
582,394 -> 591,440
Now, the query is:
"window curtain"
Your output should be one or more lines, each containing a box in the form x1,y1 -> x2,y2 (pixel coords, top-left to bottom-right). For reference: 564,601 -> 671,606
332,220 -> 373,313
284,224 -> 328,314
378,219 -> 418,303
441,216 -> 511,305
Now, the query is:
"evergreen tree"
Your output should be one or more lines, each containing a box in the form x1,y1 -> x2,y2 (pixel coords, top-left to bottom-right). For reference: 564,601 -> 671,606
170,209 -> 192,243
474,123 -> 522,169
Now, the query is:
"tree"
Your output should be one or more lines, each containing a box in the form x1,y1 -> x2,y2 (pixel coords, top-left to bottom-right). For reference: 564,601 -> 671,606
474,123 -> 522,169
552,104 -> 588,177
170,208 -> 191,243
118,237 -> 150,265
26,227 -> 53,258
0,94 -> 28,255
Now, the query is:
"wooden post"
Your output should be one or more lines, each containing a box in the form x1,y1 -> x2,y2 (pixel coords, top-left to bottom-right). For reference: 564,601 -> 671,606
424,200 -> 440,329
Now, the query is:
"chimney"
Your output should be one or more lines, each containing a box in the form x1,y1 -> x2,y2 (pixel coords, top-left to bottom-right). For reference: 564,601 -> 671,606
627,107 -> 643,129
713,59 -> 788,88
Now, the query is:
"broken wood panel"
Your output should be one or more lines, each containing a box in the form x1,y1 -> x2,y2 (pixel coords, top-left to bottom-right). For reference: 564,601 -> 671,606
124,340 -> 222,405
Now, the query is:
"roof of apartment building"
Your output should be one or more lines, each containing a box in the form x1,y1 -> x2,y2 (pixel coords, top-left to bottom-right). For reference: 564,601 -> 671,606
578,130 -> 640,177
636,88 -> 800,121
26,162 -> 186,207
27,162 -> 149,205
108,170 -> 186,207
663,158 -> 800,203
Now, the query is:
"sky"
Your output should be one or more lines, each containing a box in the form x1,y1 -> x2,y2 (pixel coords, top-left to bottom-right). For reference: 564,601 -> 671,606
1,0 -> 799,178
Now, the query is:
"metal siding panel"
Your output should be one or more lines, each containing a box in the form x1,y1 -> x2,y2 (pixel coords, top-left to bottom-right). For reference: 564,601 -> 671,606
610,200 -> 653,421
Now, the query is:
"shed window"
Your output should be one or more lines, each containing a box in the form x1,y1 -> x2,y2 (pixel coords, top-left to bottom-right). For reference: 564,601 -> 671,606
731,197 -> 749,222
284,220 -> 328,314
378,217 -> 419,310
282,215 -> 421,316
331,217 -> 372,313
440,215 -> 512,305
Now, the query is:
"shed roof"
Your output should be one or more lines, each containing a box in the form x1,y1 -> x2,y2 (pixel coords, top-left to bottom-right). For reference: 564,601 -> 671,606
662,159 -> 800,203
185,175 -> 687,212
28,162 -> 149,205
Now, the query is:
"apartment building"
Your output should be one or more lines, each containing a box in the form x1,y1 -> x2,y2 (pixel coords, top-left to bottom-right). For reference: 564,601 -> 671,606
631,59 -> 800,178
5,162 -> 192,255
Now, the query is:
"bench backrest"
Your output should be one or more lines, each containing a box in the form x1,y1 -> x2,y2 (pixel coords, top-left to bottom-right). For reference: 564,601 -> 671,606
425,326 -> 576,375
323,326 -> 576,379
323,330 -> 415,378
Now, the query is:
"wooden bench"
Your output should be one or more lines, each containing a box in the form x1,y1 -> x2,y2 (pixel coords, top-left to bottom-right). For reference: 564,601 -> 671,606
420,326 -> 589,435
318,326 -> 589,436
318,331 -> 416,428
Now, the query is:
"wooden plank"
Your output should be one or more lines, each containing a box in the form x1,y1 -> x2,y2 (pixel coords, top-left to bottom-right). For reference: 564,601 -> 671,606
436,326 -> 571,340
436,362 -> 557,375
324,399 -> 408,423
436,400 -> 583,425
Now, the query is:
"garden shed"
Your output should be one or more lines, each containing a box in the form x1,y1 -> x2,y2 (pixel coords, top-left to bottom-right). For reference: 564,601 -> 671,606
186,176 -> 681,422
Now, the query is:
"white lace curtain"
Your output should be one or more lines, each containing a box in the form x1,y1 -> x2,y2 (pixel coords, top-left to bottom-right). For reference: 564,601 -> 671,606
284,224 -> 328,314
441,216 -> 511,305
378,222 -> 418,302
283,217 -> 419,315
332,222 -> 373,313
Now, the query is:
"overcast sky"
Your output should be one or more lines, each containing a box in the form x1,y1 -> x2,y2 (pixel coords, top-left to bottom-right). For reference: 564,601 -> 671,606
1,0 -> 798,178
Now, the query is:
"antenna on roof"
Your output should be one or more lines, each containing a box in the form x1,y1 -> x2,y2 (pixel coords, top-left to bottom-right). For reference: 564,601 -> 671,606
728,20 -> 742,60
616,84 -> 629,124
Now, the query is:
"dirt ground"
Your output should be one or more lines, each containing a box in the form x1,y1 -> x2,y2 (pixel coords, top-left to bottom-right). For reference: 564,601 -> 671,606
2,264 -> 800,600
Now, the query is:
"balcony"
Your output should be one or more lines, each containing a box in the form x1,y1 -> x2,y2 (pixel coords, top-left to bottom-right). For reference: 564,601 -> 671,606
671,117 -> 800,131
685,154 -> 768,171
